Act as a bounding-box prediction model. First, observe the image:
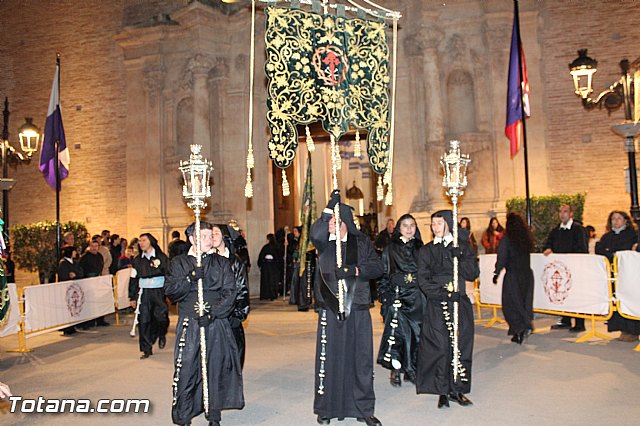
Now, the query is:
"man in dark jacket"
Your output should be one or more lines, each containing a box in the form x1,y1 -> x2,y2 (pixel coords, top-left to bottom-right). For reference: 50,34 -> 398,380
543,204 -> 588,332
165,222 -> 244,426
310,190 -> 384,426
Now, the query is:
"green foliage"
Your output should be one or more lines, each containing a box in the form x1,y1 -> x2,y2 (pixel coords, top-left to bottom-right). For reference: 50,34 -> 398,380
10,221 -> 88,281
506,193 -> 586,252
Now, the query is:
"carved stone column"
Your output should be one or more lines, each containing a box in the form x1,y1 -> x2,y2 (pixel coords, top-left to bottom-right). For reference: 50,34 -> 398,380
186,54 -> 214,159
208,58 -> 230,216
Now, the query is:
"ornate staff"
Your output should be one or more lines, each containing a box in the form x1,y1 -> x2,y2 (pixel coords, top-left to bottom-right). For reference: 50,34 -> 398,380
331,134 -> 346,321
440,140 -> 470,383
179,144 -> 213,416
129,287 -> 143,337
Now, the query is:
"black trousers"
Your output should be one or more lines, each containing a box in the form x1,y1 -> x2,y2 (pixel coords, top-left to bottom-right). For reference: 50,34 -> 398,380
138,287 -> 169,353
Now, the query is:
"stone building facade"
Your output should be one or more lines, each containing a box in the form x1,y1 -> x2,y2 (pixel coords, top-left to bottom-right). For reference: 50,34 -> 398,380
1,0 -> 639,286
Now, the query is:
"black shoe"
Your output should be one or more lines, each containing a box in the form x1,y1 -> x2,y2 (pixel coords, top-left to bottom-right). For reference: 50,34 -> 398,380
448,393 -> 473,406
569,326 -> 585,333
511,333 -> 523,344
96,321 -> 110,327
159,336 -> 166,349
390,370 -> 401,387
550,323 -> 571,330
62,328 -> 77,336
437,395 -> 450,409
140,351 -> 152,359
403,372 -> 416,384
316,415 -> 330,425
357,416 -> 382,426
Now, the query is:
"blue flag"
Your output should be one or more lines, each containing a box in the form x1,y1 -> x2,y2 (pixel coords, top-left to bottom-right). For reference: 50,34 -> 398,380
505,4 -> 530,158
40,62 -> 69,189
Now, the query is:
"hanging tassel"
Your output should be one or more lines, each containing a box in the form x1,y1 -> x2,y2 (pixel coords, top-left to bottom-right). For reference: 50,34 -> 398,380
353,130 -> 361,158
383,167 -> 392,185
282,168 -> 290,196
385,181 -> 393,206
244,169 -> 253,198
306,125 -> 315,153
376,175 -> 384,201
247,146 -> 255,170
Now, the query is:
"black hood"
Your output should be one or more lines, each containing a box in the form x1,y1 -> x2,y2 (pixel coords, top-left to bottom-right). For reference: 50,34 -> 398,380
430,210 -> 469,241
337,202 -> 360,236
392,213 -> 423,244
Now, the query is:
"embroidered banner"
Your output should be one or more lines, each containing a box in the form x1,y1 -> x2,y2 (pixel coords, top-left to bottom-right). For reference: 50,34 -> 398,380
479,254 -> 610,315
265,6 -> 390,173
24,275 -> 115,332
615,250 -> 640,318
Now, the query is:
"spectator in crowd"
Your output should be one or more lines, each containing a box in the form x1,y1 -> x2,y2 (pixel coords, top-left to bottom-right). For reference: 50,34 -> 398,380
493,213 -> 534,344
595,211 -> 639,342
164,222 -> 244,425
62,231 -> 75,248
168,230 -> 187,259
129,233 -> 169,359
584,225 -> 597,254
108,234 -> 122,275
117,244 -> 135,271
459,217 -> 478,255
376,213 -> 424,388
481,217 -> 504,254
80,232 -> 91,253
375,218 -> 395,253
544,204 -> 588,332
310,190 -> 384,426
416,210 -> 478,409
58,245 -> 85,336
80,239 -> 104,278
258,233 -> 282,301
92,234 -> 112,277
101,230 -> 110,246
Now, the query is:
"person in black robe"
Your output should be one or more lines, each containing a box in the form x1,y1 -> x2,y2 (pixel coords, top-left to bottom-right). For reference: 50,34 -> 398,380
129,233 -> 170,359
543,203 -> 588,332
212,224 -> 251,367
287,227 -> 301,304
295,246 -> 316,312
258,234 -> 282,301
416,210 -> 479,409
493,212 -> 534,344
165,221 -> 244,426
376,213 -> 425,387
595,210 -> 639,341
310,190 -> 384,426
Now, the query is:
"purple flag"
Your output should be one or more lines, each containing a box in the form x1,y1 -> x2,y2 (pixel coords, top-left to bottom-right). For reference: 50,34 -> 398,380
40,63 -> 69,189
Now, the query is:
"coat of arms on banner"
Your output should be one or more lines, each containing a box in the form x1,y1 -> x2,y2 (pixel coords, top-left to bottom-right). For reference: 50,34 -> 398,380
66,284 -> 85,317
542,260 -> 573,304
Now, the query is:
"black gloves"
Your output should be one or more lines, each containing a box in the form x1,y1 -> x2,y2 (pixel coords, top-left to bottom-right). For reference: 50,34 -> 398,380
190,266 -> 204,281
492,274 -> 499,284
449,246 -> 464,259
197,314 -> 211,327
327,189 -> 341,210
335,265 -> 357,279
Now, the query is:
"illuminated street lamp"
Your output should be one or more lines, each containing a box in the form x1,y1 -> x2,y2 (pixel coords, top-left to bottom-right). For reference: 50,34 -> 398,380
1,97 -> 41,237
569,50 -> 640,233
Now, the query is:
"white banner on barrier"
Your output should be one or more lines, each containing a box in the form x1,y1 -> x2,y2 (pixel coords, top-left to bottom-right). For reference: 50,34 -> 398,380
0,284 -> 20,337
24,275 -> 115,332
115,268 -> 131,310
480,254 -> 610,315
616,250 -> 640,318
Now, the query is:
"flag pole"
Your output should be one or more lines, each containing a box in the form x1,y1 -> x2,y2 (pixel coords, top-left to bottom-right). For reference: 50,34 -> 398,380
514,0 -> 532,226
55,53 -> 61,266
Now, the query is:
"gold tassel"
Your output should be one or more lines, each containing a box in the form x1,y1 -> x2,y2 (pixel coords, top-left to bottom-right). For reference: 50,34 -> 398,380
377,175 -> 384,201
383,167 -> 392,185
353,130 -> 361,158
306,125 -> 315,153
282,168 -> 290,197
244,169 -> 253,198
385,181 -> 393,206
247,146 -> 255,170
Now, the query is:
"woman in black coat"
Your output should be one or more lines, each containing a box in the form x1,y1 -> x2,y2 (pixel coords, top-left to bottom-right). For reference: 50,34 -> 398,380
596,210 -> 639,341
257,233 -> 282,301
376,214 -> 425,387
493,212 -> 535,344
